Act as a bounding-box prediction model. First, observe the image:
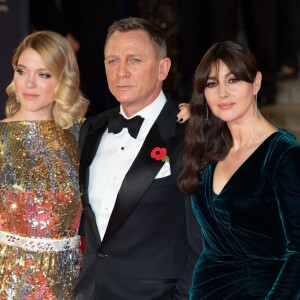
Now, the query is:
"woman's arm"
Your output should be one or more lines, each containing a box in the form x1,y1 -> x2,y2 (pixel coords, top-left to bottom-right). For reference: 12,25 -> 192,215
266,146 -> 300,299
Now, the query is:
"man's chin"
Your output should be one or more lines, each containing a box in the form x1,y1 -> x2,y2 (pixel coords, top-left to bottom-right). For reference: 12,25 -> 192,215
114,96 -> 134,105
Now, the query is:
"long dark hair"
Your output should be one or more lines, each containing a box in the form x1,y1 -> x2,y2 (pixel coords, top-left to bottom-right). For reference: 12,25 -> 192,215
178,40 -> 259,195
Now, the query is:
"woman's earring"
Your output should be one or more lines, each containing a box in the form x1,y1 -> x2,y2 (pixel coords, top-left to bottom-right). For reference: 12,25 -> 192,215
253,94 -> 259,118
206,102 -> 209,121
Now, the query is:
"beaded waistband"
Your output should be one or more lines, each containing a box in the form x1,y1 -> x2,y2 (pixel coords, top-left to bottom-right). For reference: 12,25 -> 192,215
0,230 -> 80,252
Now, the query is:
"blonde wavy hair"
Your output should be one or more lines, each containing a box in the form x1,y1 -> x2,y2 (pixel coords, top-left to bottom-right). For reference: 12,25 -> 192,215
6,30 -> 89,128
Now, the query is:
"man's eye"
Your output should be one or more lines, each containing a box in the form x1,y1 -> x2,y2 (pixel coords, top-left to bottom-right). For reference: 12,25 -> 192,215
130,58 -> 141,63
107,59 -> 117,64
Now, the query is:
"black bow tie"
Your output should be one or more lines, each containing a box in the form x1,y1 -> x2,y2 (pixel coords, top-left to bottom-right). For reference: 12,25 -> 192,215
107,113 -> 144,139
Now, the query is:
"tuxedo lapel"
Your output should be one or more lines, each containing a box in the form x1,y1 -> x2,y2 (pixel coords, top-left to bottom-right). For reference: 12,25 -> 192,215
81,125 -> 104,168
80,119 -> 110,170
80,108 -> 120,206
101,98 -> 179,246
80,123 -> 106,209
79,109 -> 119,247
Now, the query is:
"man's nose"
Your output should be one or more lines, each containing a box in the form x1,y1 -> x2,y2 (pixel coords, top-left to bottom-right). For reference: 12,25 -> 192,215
116,62 -> 129,78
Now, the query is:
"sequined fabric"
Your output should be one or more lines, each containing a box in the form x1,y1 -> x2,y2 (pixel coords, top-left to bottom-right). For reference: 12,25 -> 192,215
0,121 -> 82,300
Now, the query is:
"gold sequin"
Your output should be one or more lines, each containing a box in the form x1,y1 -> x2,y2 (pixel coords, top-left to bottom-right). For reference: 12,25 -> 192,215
0,121 -> 82,299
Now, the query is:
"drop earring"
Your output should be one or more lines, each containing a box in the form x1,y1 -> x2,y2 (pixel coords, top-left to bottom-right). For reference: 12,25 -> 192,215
253,94 -> 259,118
205,102 -> 209,121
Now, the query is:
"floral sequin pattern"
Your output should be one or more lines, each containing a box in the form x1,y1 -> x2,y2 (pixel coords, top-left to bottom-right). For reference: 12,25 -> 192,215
0,121 -> 82,300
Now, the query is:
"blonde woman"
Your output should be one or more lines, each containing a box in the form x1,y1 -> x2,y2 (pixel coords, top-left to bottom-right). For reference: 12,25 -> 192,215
0,31 -> 89,299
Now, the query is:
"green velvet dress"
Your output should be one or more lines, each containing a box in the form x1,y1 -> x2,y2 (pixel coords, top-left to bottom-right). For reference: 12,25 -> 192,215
190,129 -> 300,299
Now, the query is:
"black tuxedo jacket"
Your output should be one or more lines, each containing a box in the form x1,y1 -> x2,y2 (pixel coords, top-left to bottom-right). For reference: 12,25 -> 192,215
75,97 -> 202,300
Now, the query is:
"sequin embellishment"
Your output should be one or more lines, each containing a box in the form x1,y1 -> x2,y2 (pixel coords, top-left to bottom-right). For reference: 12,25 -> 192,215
0,121 -> 82,300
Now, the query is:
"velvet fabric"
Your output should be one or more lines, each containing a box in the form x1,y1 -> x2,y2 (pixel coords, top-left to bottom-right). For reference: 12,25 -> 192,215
190,129 -> 300,299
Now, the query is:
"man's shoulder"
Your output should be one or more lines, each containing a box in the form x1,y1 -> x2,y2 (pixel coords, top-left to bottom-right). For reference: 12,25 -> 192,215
157,96 -> 185,137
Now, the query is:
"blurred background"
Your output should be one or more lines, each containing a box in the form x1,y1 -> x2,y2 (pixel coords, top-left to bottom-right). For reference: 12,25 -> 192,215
0,0 -> 299,138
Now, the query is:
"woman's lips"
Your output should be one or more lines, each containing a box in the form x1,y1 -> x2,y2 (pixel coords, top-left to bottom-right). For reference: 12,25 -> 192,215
23,93 -> 39,100
218,102 -> 235,110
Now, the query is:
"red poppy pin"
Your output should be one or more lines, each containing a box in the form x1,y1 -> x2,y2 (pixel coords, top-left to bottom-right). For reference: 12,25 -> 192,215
151,147 -> 170,163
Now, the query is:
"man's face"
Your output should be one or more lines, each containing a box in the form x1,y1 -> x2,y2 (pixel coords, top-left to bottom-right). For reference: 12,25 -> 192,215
104,29 -> 170,116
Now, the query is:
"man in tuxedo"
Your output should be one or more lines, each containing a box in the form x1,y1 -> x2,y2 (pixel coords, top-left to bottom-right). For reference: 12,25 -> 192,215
75,17 -> 201,300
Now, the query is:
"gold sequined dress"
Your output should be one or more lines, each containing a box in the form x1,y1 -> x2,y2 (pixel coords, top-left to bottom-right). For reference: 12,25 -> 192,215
0,121 -> 82,300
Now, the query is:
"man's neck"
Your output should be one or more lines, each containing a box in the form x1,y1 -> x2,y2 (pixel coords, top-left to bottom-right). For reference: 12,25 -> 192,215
121,87 -> 164,117
120,90 -> 166,119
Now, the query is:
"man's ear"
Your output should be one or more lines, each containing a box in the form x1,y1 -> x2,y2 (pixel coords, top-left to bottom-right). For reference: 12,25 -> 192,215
158,57 -> 171,81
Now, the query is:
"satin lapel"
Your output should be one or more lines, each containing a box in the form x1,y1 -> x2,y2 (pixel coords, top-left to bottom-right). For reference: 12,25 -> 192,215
79,109 -> 119,206
79,116 -> 111,247
80,124 -> 108,170
101,122 -> 166,245
101,99 -> 179,246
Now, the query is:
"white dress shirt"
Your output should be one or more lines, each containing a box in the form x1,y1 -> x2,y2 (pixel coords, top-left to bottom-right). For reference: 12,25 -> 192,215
88,91 -> 167,239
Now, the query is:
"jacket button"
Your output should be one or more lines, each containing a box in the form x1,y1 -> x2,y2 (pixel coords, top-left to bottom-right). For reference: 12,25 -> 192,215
97,252 -> 108,259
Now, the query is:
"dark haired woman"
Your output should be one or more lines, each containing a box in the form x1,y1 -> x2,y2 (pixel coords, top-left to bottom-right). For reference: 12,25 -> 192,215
178,40 -> 300,299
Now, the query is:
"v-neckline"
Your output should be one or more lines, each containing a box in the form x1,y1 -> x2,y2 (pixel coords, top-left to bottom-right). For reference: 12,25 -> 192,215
211,130 -> 280,197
